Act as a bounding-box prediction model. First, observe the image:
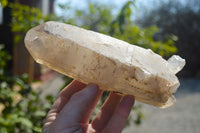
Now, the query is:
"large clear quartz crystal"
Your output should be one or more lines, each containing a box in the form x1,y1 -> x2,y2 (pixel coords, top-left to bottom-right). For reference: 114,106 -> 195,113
24,21 -> 185,108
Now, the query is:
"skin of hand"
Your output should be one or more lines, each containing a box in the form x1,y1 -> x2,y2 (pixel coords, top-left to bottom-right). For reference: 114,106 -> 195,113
42,80 -> 135,133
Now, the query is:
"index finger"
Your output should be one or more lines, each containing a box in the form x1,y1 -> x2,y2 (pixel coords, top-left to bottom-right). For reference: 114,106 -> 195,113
51,80 -> 86,113
43,80 -> 86,132
104,95 -> 135,133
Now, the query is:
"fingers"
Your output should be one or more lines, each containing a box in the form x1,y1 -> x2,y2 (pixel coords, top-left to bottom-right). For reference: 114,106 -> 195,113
91,93 -> 122,132
43,79 -> 135,133
43,80 -> 86,132
59,80 -> 86,98
104,95 -> 135,133
55,84 -> 101,125
51,80 -> 86,113
80,89 -> 103,124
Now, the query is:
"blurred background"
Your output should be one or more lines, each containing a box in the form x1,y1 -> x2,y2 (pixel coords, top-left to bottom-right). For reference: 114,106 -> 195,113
0,0 -> 199,133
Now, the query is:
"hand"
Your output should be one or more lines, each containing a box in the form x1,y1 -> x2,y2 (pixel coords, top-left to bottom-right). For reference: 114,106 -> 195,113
43,80 -> 135,133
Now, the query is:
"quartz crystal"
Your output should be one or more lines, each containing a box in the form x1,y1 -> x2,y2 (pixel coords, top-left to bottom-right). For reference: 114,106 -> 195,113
24,21 -> 185,108
167,55 -> 186,74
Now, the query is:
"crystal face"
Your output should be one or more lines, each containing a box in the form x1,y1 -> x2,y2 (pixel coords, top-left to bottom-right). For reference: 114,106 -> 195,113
24,21 -> 185,108
167,55 -> 186,74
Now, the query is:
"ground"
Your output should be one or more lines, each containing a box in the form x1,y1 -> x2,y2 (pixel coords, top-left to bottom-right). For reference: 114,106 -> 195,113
124,79 -> 200,133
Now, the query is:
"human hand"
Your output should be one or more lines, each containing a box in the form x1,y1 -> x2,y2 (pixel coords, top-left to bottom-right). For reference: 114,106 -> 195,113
43,80 -> 135,133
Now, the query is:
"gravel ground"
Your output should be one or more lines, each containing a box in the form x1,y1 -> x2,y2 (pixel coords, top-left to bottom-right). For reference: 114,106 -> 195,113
124,78 -> 200,133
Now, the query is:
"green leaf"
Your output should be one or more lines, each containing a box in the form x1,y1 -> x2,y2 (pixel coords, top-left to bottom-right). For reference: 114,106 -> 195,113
0,0 -> 8,8
14,35 -> 22,44
34,110 -> 46,117
0,127 -> 8,133
33,126 -> 42,132
17,118 -> 33,128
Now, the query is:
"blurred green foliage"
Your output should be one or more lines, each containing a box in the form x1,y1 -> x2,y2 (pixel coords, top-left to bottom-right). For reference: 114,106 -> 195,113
0,44 -> 55,133
71,0 -> 177,57
9,0 -> 177,57
137,0 -> 200,76
10,3 -> 43,44
9,3 -> 63,44
0,45 -> 11,76
0,0 -> 8,8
